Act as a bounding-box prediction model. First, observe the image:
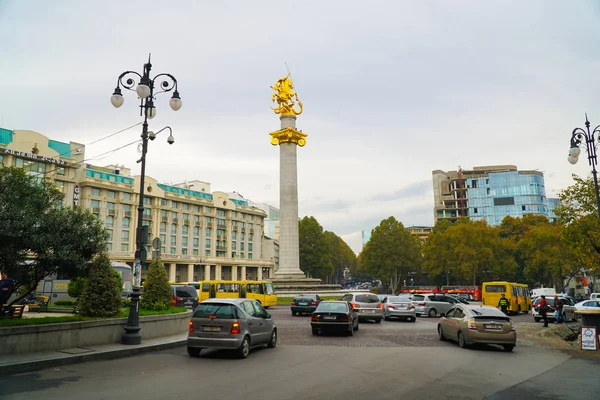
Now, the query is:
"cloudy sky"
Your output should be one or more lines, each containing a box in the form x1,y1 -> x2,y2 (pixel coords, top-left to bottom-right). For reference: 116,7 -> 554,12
2,1 -> 600,253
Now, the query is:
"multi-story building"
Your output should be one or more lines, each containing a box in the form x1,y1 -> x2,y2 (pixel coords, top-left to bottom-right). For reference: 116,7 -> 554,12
255,202 -> 280,241
406,226 -> 432,242
432,165 -> 559,226
1,128 -> 275,281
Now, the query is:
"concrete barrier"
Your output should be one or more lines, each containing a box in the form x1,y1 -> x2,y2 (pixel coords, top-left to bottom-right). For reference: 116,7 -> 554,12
0,311 -> 192,355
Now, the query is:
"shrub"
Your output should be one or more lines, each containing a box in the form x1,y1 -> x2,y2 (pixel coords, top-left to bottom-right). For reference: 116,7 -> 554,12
54,300 -> 77,306
141,258 -> 172,311
78,253 -> 122,317
122,298 -> 131,308
68,276 -> 88,300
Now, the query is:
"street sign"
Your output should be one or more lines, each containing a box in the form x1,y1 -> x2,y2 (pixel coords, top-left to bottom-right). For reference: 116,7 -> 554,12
152,237 -> 161,250
581,326 -> 598,351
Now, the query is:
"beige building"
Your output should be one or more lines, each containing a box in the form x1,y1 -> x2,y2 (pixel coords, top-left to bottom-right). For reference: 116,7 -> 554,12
406,226 -> 432,242
1,128 -> 275,281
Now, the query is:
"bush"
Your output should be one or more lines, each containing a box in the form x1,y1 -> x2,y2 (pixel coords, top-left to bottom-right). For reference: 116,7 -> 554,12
54,300 -> 77,306
68,276 -> 88,300
140,258 -> 172,311
122,298 -> 131,308
78,253 -> 122,317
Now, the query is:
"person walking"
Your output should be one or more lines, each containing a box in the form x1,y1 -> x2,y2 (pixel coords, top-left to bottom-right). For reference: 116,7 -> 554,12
498,293 -> 510,314
539,295 -> 549,327
0,272 -> 16,316
554,295 -> 563,323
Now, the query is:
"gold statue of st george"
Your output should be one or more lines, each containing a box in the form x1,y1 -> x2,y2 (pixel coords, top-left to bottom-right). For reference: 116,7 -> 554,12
270,72 -> 303,116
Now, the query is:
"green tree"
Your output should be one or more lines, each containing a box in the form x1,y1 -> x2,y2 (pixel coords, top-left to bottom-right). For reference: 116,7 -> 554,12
323,231 -> 356,284
0,167 -> 108,304
68,276 -> 88,300
361,217 -> 421,293
141,258 -> 172,311
78,253 -> 122,317
299,216 -> 331,279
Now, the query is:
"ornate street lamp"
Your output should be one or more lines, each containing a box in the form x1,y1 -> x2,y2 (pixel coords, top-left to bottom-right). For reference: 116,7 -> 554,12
111,55 -> 182,345
568,114 -> 600,219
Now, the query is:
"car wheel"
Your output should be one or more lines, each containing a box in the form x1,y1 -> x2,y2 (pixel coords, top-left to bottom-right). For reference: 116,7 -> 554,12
428,309 -> 437,318
292,311 -> 297,316
416,313 -> 421,317
503,344 -> 515,352
410,317 -> 416,323
312,328 -> 318,336
348,325 -> 354,336
237,336 -> 251,359
437,325 -> 446,341
384,316 -> 391,321
354,319 -> 359,331
267,329 -> 277,348
534,317 -> 541,322
187,346 -> 201,357
375,318 -> 382,324
458,331 -> 468,348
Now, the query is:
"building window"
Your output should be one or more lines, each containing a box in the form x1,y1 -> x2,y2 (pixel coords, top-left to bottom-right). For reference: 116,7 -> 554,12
194,215 -> 200,223
232,252 -> 237,258
248,253 -> 252,260
183,203 -> 189,210
55,181 -> 64,192
241,242 -> 245,251
193,226 -> 199,237
473,208 -> 478,214
182,225 -> 189,235
217,228 -> 226,237
92,188 -> 101,196
193,238 -> 199,248
170,235 -> 176,246
160,234 -> 166,244
107,202 -> 115,215
203,206 -> 212,214
171,224 -> 177,234
172,211 -> 178,220
248,243 -> 253,252
91,200 -> 100,213
182,237 -> 188,247
231,211 -> 238,218
183,214 -> 189,224
217,218 -> 226,227
205,239 -> 211,248
182,248 -> 188,255
123,217 -> 130,228
106,243 -> 112,251
121,243 -> 129,251
160,222 -> 166,232
204,216 -> 212,224
193,249 -> 199,256
193,205 -> 200,213
205,250 -> 211,257
205,228 -> 212,237
107,190 -> 115,199
217,209 -> 225,217
170,247 -> 176,255
248,233 -> 253,242
161,199 -> 168,206
522,205 -> 526,211
121,230 -> 129,241
143,197 -> 151,205
123,192 -> 131,201
106,230 -> 113,241
240,252 -> 244,259
172,201 -> 178,209
232,242 -> 237,251
216,251 -> 226,257
232,231 -> 237,240
123,204 -> 131,216
241,232 -> 245,241
471,180 -> 478,189
106,216 -> 114,227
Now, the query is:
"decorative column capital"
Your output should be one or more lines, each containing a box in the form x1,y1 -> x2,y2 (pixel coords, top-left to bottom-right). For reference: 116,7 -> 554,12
269,127 -> 308,147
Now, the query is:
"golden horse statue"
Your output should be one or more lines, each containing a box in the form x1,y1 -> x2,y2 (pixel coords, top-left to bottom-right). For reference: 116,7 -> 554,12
271,72 -> 303,115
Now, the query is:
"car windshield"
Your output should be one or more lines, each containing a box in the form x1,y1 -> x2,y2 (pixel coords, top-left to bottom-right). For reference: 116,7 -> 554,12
175,287 -> 197,298
193,303 -> 238,319
316,302 -> 348,312
388,296 -> 410,303
355,294 -> 380,303
265,283 -> 275,295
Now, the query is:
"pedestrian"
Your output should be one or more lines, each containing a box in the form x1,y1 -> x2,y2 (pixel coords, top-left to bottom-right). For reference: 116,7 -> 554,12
554,295 -> 563,324
539,295 -> 549,327
0,272 -> 16,316
498,293 -> 510,314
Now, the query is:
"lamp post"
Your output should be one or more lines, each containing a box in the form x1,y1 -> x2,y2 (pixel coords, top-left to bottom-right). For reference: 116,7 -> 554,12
111,55 -> 182,345
568,114 -> 600,220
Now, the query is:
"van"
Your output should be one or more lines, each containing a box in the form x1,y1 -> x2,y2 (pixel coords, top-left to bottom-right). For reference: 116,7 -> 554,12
591,293 -> 600,300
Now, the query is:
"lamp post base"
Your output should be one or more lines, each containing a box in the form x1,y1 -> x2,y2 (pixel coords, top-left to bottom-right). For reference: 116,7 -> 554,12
122,286 -> 142,345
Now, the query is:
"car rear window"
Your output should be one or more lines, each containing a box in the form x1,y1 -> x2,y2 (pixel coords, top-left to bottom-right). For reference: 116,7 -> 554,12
193,303 -> 239,319
296,294 -> 317,300
175,287 -> 197,298
355,294 -> 380,303
412,295 -> 425,301
316,302 -> 348,312
387,296 -> 409,303
533,298 -> 555,306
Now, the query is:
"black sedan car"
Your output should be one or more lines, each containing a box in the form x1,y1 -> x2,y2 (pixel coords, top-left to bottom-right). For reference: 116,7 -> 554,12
311,301 -> 358,336
291,294 -> 322,315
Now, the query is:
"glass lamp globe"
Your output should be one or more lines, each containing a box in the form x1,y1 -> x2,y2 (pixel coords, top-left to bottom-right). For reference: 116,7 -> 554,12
136,84 -> 151,99
569,146 -> 581,158
568,155 -> 578,165
111,94 -> 124,108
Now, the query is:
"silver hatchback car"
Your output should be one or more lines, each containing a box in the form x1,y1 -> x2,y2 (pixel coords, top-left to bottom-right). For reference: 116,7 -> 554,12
187,298 -> 277,359
341,292 -> 384,323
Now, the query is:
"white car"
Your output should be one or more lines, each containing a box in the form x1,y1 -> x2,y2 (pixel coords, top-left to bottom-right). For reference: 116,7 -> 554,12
574,300 -> 600,311
532,296 -> 577,322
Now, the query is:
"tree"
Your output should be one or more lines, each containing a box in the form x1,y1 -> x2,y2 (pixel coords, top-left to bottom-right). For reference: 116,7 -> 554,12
79,253 -> 122,317
423,219 -> 458,285
323,231 -> 356,284
141,258 -> 172,311
0,167 -> 108,304
298,216 -> 331,279
68,276 -> 88,300
361,217 -> 421,294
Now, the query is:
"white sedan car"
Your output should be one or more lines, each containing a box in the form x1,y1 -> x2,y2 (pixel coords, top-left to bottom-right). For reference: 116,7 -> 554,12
574,300 -> 600,311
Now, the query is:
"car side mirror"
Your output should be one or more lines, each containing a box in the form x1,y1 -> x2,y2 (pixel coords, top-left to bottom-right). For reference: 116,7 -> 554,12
265,313 -> 271,319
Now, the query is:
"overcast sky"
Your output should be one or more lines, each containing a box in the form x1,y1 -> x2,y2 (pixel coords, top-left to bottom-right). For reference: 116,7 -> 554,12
2,1 -> 600,253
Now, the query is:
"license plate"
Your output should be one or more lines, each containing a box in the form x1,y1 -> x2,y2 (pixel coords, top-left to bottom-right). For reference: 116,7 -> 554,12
397,304 -> 407,309
298,303 -> 308,306
323,316 -> 337,320
365,310 -> 375,314
202,326 -> 221,332
484,324 -> 502,330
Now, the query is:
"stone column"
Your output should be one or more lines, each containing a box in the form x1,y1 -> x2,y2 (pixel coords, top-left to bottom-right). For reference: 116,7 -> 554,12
274,115 -> 306,280
187,264 -> 194,282
169,263 -> 176,282
257,266 -> 263,281
215,265 -> 222,280
241,266 -> 246,280
204,264 -> 210,281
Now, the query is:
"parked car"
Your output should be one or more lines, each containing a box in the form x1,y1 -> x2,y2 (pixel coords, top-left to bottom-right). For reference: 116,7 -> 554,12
375,294 -> 389,303
383,296 -> 416,322
171,285 -> 199,310
412,294 -> 460,318
187,298 -> 277,359
437,304 -> 516,352
532,296 -> 577,322
453,293 -> 474,302
341,292 -> 384,323
311,301 -> 358,336
447,294 -> 470,305
574,299 -> 600,311
291,294 -> 322,315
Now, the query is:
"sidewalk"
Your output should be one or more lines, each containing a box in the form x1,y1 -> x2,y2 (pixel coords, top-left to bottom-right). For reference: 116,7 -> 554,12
0,333 -> 187,376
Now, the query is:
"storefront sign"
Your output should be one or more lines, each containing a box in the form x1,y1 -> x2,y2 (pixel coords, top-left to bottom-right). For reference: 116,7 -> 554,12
581,326 -> 598,351
73,185 -> 80,207
1,148 -> 66,165
108,251 -> 132,258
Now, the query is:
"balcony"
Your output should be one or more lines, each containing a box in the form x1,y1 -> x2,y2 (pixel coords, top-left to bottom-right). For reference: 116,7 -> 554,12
92,207 -> 100,214
241,228 -> 246,233
172,218 -> 179,224
107,209 -> 116,216
217,235 -> 224,240
207,223 -> 212,228
183,219 -> 190,225
124,211 -> 132,217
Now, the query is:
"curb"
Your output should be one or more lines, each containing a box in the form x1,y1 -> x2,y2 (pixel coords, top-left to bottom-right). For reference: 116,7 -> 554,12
0,339 -> 186,376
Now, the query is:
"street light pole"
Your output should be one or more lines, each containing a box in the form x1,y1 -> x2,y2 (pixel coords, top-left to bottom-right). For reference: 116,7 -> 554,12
111,55 -> 182,345
568,114 -> 600,220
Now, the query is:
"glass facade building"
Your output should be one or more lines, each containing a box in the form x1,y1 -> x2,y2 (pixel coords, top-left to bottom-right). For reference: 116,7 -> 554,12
433,165 -> 560,226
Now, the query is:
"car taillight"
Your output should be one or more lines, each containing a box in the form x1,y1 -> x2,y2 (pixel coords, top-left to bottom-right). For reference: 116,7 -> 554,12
468,319 -> 477,330
230,322 -> 241,334
311,315 -> 319,321
351,303 -> 359,309
189,320 -> 194,333
339,315 -> 349,322
408,305 -> 415,310
418,302 -> 426,306
172,296 -> 177,307
378,304 -> 384,309
388,305 -> 395,309
291,300 -> 296,306
311,300 -> 317,306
